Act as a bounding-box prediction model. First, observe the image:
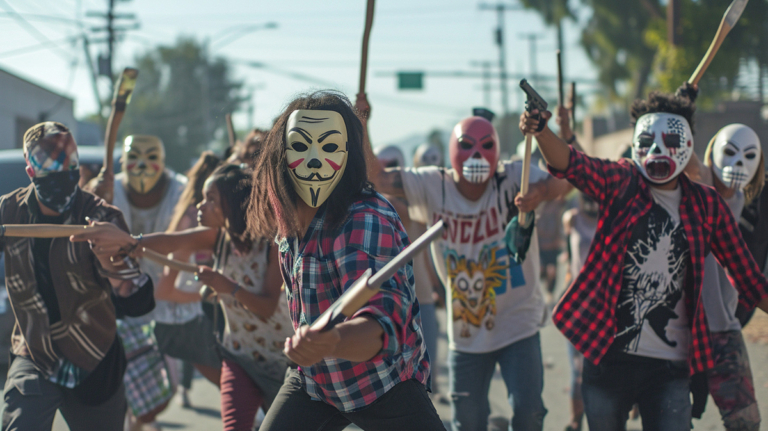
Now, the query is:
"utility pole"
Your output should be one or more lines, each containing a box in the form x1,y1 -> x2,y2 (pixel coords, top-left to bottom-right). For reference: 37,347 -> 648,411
87,0 -> 139,87
518,33 -> 544,87
470,60 -> 494,108
478,2 -> 520,118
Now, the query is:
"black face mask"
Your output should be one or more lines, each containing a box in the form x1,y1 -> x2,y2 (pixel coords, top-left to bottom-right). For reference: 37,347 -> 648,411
32,170 -> 80,214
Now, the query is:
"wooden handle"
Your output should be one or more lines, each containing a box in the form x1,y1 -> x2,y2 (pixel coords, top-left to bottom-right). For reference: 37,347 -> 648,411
142,248 -> 198,273
358,0 -> 376,95
556,50 -> 564,106
519,134 -> 533,226
2,224 -> 101,238
688,21 -> 732,85
225,113 -> 236,149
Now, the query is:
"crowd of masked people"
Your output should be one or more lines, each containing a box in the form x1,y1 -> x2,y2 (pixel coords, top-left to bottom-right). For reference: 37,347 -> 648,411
0,80 -> 767,431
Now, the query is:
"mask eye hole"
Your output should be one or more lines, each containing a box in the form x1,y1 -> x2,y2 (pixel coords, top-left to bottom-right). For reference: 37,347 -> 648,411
473,279 -> 484,291
128,154 -> 138,160
745,152 -> 756,160
459,139 -> 473,150
291,142 -> 308,152
638,134 -> 653,148
481,140 -> 494,150
322,144 -> 338,153
663,133 -> 680,148
148,155 -> 158,161
724,148 -> 737,157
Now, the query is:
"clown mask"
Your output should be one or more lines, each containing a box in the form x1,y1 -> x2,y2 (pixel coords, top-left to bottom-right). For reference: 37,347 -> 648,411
710,124 -> 762,190
123,135 -> 165,194
285,110 -> 348,208
631,113 -> 693,184
449,117 -> 500,184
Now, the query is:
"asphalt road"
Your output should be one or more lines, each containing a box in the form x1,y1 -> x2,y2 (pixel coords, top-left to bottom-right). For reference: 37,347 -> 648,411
46,304 -> 768,431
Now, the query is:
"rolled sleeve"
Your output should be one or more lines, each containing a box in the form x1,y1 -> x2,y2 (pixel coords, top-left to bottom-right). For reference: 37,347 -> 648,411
547,146 -> 630,206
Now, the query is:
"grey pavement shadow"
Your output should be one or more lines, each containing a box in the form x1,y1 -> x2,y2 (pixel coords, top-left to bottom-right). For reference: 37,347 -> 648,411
154,423 -> 185,429
187,406 -> 221,419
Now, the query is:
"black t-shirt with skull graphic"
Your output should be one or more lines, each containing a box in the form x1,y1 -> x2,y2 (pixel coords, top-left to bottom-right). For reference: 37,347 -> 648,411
614,186 -> 691,361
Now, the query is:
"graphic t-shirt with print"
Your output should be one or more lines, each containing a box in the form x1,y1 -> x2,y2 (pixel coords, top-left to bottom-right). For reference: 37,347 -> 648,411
614,186 -> 691,361
402,161 -> 550,353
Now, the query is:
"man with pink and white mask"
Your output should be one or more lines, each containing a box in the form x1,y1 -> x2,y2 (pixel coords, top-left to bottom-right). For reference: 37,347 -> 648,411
367,107 -> 571,431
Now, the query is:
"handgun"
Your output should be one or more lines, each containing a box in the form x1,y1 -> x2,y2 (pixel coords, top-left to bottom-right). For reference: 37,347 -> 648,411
519,79 -> 548,132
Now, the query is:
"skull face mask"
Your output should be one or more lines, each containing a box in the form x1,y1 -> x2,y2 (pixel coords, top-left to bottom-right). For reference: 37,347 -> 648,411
449,117 -> 500,184
123,135 -> 165,194
631,113 -> 693,184
709,124 -> 762,191
285,109 -> 348,208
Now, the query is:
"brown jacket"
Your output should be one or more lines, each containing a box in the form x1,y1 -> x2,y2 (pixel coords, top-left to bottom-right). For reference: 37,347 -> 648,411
0,185 -> 139,374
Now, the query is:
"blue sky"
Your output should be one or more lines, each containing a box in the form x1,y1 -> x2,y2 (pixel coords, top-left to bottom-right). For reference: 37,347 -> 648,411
0,0 -> 597,149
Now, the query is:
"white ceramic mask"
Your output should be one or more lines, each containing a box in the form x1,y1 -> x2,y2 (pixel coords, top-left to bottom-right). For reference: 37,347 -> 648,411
631,113 -> 693,184
711,124 -> 762,190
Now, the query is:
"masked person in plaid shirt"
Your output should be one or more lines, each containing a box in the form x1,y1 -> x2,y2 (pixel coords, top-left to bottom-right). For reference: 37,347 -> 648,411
248,90 -> 445,431
520,92 -> 768,431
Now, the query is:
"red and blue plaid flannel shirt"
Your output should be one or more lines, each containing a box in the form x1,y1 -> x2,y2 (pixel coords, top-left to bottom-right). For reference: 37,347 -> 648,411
550,147 -> 768,374
278,191 -> 430,412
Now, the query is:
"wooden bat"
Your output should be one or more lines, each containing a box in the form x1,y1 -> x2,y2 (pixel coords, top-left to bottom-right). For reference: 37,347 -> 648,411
357,0 -> 376,96
0,223 -> 197,273
310,220 -> 444,332
225,113 -> 236,150
0,224 -> 100,238
88,67 -> 138,203
688,0 -> 748,85
556,50 -> 564,107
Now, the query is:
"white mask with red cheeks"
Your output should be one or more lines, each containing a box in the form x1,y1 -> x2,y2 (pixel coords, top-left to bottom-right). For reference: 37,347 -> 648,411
449,117 -> 500,184
631,113 -> 693,184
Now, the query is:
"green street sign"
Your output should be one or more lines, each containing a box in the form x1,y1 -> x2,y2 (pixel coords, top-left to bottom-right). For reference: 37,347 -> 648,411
397,72 -> 423,90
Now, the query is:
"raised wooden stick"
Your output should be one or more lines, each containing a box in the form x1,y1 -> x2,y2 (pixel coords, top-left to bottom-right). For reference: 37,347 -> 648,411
225,113 -> 236,150
556,50 -> 564,107
688,0 -> 748,85
357,0 -> 376,96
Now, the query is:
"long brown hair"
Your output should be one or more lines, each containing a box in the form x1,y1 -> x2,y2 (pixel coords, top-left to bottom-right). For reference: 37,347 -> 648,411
248,90 -> 372,238
211,164 -> 254,253
167,151 -> 221,233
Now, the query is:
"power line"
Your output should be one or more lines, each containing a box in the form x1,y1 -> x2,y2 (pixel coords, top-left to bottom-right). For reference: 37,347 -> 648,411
0,0 -> 74,61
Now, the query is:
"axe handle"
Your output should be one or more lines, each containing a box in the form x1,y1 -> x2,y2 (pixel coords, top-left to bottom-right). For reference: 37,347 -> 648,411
358,0 -> 376,95
689,20 -> 733,85
103,109 -> 125,177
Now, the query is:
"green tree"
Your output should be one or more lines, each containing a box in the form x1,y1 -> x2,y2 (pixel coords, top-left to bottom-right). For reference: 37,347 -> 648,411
523,0 -> 768,104
120,37 -> 244,172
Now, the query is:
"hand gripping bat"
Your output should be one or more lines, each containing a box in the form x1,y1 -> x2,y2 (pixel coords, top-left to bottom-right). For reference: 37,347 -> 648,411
688,0 -> 749,86
310,220 -> 445,332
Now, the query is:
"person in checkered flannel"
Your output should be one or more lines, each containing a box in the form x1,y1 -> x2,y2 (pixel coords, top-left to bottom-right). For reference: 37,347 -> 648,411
0,122 -> 155,431
247,90 -> 445,431
520,91 -> 768,431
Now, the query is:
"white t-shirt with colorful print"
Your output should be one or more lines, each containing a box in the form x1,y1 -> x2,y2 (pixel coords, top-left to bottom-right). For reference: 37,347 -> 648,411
402,162 -> 550,353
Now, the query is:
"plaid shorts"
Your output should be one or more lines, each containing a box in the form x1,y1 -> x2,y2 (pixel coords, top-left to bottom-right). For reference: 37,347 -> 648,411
117,320 -> 173,417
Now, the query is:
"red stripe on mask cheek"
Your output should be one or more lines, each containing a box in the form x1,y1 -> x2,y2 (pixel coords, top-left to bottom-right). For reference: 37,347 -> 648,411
126,163 -> 137,170
326,159 -> 341,170
288,159 -> 304,169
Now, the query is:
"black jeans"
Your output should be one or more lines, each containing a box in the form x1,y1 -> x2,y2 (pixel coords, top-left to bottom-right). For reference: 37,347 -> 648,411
260,369 -> 446,431
1,355 -> 127,431
582,350 -> 691,431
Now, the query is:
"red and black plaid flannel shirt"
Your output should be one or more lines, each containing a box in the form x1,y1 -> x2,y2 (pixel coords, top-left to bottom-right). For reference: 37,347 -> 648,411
550,147 -> 768,374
